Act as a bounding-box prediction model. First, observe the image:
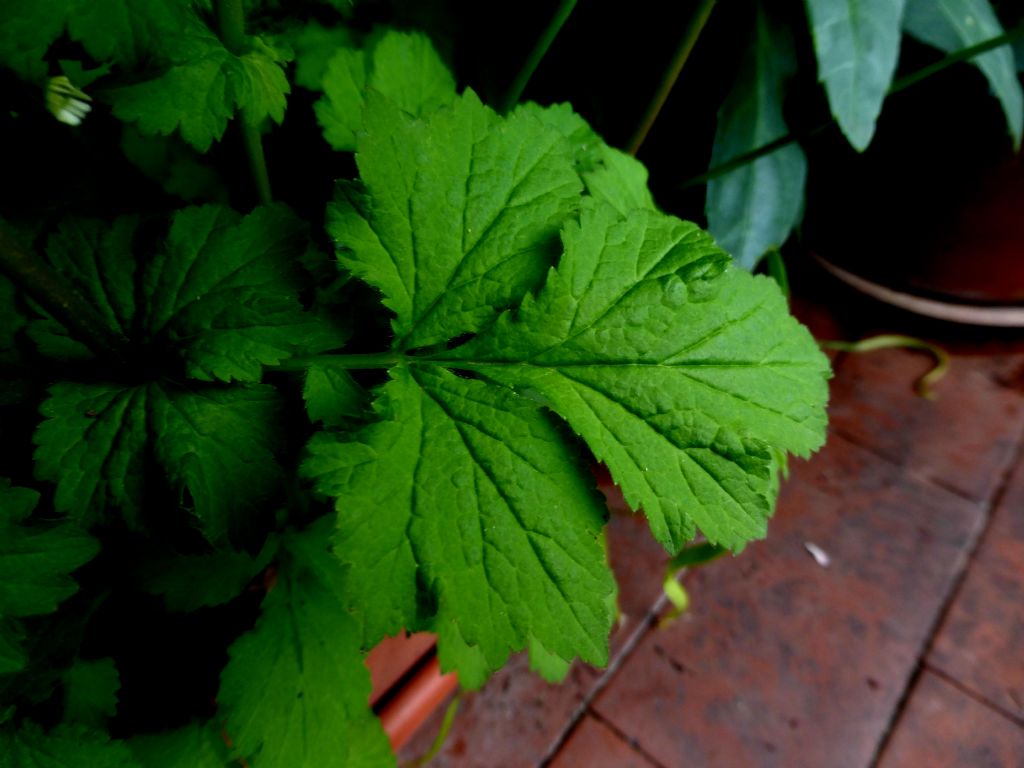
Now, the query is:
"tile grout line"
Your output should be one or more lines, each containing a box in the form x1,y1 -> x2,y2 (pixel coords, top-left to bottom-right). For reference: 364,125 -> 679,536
867,420 -> 1024,768
587,708 -> 673,768
537,588 -> 675,767
924,663 -> 1024,730
829,424 -> 997,506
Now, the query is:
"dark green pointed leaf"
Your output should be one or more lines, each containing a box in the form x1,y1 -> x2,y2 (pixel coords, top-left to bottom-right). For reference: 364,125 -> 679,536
805,0 -> 906,150
904,0 -> 1023,148
707,6 -> 807,269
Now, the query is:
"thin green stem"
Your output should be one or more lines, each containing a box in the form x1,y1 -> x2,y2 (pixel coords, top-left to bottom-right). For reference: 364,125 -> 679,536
215,0 -> 273,205
500,0 -> 578,113
889,24 -> 1024,95
626,0 -> 718,157
0,228 -> 128,363
240,121 -> 273,205
271,352 -> 403,371
216,0 -> 246,53
679,24 -> 1024,190
820,334 -> 949,400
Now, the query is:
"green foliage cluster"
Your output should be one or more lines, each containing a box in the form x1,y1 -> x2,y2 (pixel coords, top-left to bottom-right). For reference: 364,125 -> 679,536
0,1 -> 843,765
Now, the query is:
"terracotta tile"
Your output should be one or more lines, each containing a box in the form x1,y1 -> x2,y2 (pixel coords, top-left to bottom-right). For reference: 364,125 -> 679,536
929,458 -> 1024,717
548,714 -> 660,768
877,672 -> 1024,768
828,345 -> 1024,501
397,507 -> 672,768
591,435 -> 985,768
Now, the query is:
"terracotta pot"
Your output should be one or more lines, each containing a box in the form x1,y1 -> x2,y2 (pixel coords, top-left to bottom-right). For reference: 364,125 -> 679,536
366,632 -> 459,750
803,60 -> 1024,326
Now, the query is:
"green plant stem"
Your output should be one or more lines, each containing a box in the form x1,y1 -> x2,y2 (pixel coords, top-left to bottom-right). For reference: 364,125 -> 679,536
400,692 -> 463,768
500,0 -> 578,113
679,24 -> 1024,190
821,334 -> 949,399
215,0 -> 273,205
0,228 -> 128,362
889,24 -> 1024,95
272,352 -> 403,371
626,0 -> 718,156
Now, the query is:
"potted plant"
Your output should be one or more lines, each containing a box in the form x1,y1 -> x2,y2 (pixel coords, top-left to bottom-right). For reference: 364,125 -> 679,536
0,1 -> 836,766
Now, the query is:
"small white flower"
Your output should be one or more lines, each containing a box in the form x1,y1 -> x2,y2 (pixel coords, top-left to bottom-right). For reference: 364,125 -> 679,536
46,76 -> 93,127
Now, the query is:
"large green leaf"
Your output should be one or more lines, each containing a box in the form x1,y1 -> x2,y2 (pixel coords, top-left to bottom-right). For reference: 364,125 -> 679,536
303,362 -> 367,427
304,366 -> 615,685
707,6 -> 807,269
137,539 -> 277,612
34,382 -> 284,545
218,519 -> 394,768
0,480 -> 97,677
448,200 -> 829,551
313,93 -> 829,689
0,276 -> 25,366
0,621 -> 26,675
315,29 -> 455,151
0,724 -> 139,767
0,480 -> 98,619
805,0 -> 907,150
109,37 -> 290,152
517,102 -> 657,217
130,722 -> 233,768
0,0 -> 202,80
283,21 -> 355,91
904,0 -> 1023,148
37,205 -> 336,382
327,91 -> 582,349
62,657 -> 119,728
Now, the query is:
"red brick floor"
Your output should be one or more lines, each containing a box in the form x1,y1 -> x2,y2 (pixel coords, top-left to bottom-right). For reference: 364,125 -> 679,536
398,273 -> 1024,768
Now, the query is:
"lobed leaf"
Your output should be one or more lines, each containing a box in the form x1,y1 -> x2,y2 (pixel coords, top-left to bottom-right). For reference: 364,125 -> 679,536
316,29 -> 455,151
303,362 -> 367,427
904,0 -> 1023,149
327,91 -> 582,349
446,200 -> 831,552
137,539 -> 278,612
0,479 -> 99,619
109,36 -> 290,152
305,367 -> 615,686
37,205 -> 337,382
0,723 -> 139,767
218,518 -> 394,768
62,657 -> 119,728
34,382 -> 284,546
129,722 -> 233,768
517,102 -> 656,216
